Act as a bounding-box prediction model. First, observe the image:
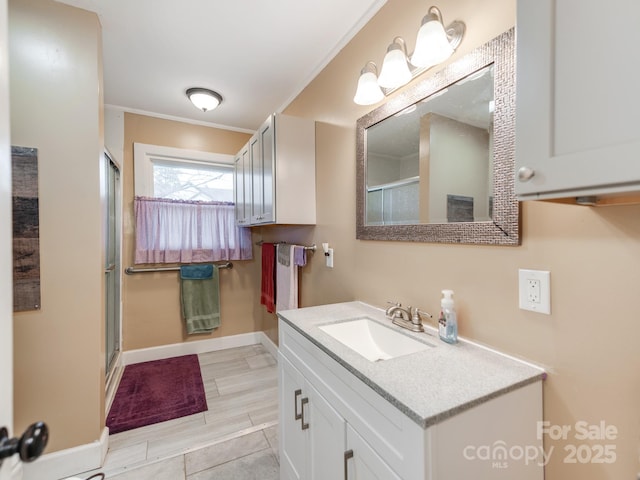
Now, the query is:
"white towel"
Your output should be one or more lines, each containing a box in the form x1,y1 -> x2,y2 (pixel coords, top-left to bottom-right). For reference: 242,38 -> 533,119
276,244 -> 298,312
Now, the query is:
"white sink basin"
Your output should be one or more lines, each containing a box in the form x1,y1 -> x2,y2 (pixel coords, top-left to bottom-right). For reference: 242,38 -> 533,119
319,317 -> 433,362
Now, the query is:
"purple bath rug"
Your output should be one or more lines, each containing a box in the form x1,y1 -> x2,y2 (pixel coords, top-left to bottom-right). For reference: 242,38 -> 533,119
107,354 -> 207,434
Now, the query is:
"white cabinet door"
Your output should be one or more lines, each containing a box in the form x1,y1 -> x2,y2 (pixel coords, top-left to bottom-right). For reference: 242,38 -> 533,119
233,153 -> 242,223
307,383 -> 346,479
279,355 -> 307,480
515,0 -> 640,200
233,144 -> 251,226
345,425 -> 401,480
251,115 -> 275,224
279,354 -> 347,479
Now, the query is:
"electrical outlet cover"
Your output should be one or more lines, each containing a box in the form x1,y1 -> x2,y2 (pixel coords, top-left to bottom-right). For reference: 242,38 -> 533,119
519,269 -> 551,314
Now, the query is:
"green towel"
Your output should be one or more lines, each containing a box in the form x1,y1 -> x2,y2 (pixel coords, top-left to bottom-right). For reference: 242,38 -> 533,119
180,265 -> 220,334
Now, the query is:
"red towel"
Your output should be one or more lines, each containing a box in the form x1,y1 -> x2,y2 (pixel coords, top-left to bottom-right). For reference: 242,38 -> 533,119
260,243 -> 276,313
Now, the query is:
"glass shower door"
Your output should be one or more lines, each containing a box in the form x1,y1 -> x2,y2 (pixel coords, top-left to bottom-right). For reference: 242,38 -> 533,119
104,152 -> 120,376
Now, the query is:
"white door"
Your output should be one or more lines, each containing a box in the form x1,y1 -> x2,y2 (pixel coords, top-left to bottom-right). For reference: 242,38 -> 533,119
0,0 -> 19,478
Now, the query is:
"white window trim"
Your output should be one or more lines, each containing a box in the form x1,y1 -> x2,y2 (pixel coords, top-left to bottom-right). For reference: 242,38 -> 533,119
133,143 -> 234,197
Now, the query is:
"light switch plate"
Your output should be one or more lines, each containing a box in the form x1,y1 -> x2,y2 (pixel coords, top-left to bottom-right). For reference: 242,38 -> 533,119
326,248 -> 334,268
518,269 -> 551,314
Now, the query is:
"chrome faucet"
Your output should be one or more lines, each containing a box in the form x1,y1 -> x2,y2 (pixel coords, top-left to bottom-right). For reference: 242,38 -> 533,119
385,301 -> 432,333
385,301 -> 410,320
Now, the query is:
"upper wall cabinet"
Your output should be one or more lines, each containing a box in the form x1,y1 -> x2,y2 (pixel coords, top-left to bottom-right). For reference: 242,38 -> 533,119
515,0 -> 640,204
235,113 -> 316,226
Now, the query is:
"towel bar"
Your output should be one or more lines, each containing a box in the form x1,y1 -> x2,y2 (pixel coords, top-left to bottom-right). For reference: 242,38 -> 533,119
255,241 -> 316,252
125,262 -> 232,275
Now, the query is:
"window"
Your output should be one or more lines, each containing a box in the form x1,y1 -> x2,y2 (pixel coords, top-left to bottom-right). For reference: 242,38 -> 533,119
134,143 -> 235,200
152,161 -> 233,202
133,143 -> 252,264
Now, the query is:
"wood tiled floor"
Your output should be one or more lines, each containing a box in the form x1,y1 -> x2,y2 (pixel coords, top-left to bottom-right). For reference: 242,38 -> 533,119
82,344 -> 279,479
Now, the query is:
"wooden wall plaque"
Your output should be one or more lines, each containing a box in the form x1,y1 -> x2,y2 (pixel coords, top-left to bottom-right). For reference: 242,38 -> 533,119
12,146 -> 41,311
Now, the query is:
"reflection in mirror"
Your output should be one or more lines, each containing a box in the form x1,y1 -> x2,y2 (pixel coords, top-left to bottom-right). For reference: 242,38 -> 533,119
356,28 -> 518,245
366,65 -> 494,225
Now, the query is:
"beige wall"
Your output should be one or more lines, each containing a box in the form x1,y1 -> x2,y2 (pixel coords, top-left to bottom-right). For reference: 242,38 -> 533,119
9,0 -> 104,452
121,113 -> 260,350
269,0 -> 640,478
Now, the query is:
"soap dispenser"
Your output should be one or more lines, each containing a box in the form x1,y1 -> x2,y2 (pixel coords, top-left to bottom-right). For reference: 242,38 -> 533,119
438,290 -> 458,344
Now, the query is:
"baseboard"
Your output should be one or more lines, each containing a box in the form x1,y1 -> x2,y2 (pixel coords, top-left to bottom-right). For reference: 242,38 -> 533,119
121,331 -> 264,365
22,427 -> 108,480
258,331 -> 278,359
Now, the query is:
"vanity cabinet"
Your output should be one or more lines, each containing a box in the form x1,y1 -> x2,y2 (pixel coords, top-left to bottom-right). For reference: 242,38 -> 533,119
515,0 -> 640,203
278,317 -> 543,479
279,334 -> 399,480
234,113 -> 316,226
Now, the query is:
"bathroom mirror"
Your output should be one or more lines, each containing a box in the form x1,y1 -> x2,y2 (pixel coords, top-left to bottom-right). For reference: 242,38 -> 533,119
356,28 -> 519,245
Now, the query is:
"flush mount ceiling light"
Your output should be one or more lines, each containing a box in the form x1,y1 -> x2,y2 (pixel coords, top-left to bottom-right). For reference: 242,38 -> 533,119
353,5 -> 465,106
186,88 -> 223,112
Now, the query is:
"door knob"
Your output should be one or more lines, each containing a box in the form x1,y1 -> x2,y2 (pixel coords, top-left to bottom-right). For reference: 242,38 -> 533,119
0,422 -> 49,466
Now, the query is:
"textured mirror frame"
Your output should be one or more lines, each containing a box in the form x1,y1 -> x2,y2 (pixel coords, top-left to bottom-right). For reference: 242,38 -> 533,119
356,28 -> 519,245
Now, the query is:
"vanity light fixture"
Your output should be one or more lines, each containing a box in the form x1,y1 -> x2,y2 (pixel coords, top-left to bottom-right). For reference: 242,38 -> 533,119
186,87 -> 223,112
353,5 -> 465,106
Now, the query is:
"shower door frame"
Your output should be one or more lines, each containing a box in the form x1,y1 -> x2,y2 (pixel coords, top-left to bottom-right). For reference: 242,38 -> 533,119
104,150 -> 121,378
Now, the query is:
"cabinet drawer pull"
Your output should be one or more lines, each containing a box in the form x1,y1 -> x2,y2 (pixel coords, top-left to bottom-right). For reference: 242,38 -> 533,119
517,166 -> 535,182
300,397 -> 309,430
294,389 -> 302,420
344,449 -> 354,479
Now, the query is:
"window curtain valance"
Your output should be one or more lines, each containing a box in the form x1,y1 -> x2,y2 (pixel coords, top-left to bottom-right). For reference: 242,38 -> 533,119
134,196 -> 252,264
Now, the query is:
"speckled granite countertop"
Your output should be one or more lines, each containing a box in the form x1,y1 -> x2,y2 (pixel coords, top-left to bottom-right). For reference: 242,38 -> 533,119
277,301 -> 545,429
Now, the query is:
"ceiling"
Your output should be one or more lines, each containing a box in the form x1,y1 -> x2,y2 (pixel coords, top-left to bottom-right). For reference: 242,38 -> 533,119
55,0 -> 387,132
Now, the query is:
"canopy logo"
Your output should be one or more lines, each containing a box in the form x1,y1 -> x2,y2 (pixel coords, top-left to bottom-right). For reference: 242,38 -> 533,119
463,421 -> 618,469
463,441 -> 551,469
